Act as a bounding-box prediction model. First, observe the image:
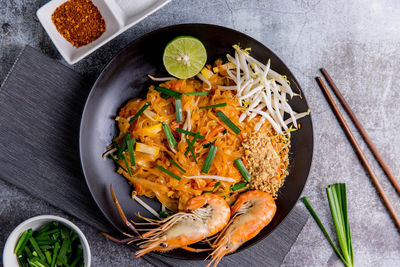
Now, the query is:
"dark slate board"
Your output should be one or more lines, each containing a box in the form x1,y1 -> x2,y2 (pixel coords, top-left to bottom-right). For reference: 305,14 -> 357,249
0,46 -> 309,267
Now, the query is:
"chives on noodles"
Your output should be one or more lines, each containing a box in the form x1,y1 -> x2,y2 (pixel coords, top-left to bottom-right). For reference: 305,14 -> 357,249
201,145 -> 217,173
155,165 -> 181,181
216,111 -> 241,135
302,183 -> 354,267
175,99 -> 183,123
169,158 -> 186,173
199,103 -> 227,109
154,86 -> 182,99
184,91 -> 210,95
176,128 -> 205,138
129,103 -> 149,124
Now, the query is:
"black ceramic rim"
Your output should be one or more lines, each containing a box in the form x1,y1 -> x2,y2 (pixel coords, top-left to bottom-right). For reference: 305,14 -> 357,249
79,23 -> 314,260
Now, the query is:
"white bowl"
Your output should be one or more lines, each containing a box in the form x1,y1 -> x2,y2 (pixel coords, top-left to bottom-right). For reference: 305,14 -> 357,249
36,0 -> 171,64
2,215 -> 91,267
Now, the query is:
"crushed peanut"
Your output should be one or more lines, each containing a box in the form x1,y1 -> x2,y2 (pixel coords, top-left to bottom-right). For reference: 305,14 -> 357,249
243,124 -> 289,198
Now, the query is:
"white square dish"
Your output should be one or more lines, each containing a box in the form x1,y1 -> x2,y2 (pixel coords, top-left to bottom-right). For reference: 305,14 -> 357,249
37,0 -> 171,65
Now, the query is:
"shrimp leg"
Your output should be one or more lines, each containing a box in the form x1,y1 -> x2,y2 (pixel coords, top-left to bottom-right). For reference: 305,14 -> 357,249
181,246 -> 214,253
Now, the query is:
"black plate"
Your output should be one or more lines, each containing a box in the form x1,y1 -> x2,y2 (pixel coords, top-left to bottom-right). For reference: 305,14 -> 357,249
79,23 -> 313,260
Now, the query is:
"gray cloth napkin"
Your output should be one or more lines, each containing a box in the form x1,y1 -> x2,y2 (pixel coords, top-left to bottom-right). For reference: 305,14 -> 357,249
0,46 -> 308,266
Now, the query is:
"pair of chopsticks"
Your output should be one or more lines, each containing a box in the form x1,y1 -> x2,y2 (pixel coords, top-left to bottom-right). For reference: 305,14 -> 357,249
316,69 -> 400,230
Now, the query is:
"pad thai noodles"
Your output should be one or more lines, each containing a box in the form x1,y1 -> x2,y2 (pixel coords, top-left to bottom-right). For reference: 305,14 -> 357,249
102,43 -> 309,265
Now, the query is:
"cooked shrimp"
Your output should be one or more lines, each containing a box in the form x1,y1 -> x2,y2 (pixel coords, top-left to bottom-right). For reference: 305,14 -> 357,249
208,190 -> 276,267
136,193 -> 230,257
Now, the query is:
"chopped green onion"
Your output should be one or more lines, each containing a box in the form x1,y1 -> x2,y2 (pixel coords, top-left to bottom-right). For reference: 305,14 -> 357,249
14,229 -> 32,255
127,137 -> 135,167
15,222 -> 83,267
121,153 -> 132,177
184,91 -> 210,95
159,210 -> 174,218
199,103 -> 227,109
203,142 -> 212,148
155,165 -> 181,181
161,93 -> 170,99
169,158 -> 186,173
302,183 -> 354,267
201,145 -> 217,173
186,138 -> 198,164
28,257 -> 48,267
117,133 -> 130,159
45,251 -> 52,264
230,182 -> 247,191
222,129 -> 227,134
204,182 -> 221,193
234,158 -> 251,182
37,224 -> 52,234
70,247 -> 83,267
56,239 -> 70,265
216,111 -> 241,135
107,155 -> 128,172
51,242 -> 60,267
29,237 -> 46,262
155,86 -> 182,99
129,103 -> 150,124
176,128 -> 205,138
162,122 -> 177,149
175,99 -> 183,123
24,246 -> 32,258
185,133 -> 201,156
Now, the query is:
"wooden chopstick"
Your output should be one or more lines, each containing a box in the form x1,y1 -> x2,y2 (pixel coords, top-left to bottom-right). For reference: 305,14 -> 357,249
320,68 -> 400,194
316,76 -> 400,230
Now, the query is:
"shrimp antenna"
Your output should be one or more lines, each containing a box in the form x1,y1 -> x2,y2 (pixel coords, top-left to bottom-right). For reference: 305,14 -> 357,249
110,184 -> 142,237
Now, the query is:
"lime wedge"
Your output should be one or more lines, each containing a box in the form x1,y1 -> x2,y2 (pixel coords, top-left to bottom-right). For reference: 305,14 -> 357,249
163,36 -> 207,79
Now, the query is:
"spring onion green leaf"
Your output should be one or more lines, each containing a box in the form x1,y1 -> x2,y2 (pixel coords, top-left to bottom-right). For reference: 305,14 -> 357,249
230,182 -> 247,191
56,239 -> 70,265
176,128 -> 205,138
45,251 -> 52,264
159,210 -> 174,218
169,158 -> 186,173
203,142 -> 212,148
302,183 -> 354,267
129,103 -> 150,124
51,242 -> 60,267
155,86 -> 182,99
201,145 -> 217,173
162,122 -> 177,149
70,247 -> 83,267
204,182 -> 221,193
175,99 -> 183,123
199,103 -> 227,109
29,237 -> 46,262
14,229 -> 32,255
185,133 -> 200,156
155,165 -> 181,181
107,154 -> 128,172
117,133 -> 130,159
127,137 -> 135,167
161,93 -> 170,99
184,91 -> 210,95
186,138 -> 198,164
234,158 -> 251,182
121,153 -> 132,177
216,111 -> 241,134
37,224 -> 52,234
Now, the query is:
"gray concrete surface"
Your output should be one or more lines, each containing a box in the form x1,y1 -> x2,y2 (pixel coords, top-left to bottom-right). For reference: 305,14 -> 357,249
1,0 -> 400,266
